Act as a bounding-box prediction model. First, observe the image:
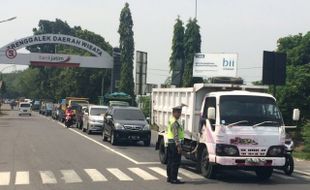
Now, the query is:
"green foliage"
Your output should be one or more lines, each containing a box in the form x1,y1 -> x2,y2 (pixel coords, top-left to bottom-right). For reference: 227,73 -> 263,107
3,19 -> 112,103
276,32 -> 310,154
139,96 -> 151,117
182,18 -> 201,87
118,3 -> 135,98
169,17 -> 185,72
303,121 -> 310,153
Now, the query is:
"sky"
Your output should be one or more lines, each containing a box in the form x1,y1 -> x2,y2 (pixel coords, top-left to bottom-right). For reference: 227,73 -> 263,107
1,0 -> 310,85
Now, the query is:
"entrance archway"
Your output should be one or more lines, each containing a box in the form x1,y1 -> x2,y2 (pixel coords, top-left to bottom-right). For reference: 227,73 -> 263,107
0,34 -> 113,68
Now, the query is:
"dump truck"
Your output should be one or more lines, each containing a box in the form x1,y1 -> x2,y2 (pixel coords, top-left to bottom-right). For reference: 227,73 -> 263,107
153,83 -> 300,180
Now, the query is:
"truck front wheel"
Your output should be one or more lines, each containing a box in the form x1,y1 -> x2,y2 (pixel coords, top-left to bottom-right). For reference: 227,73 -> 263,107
159,138 -> 167,164
200,147 -> 217,179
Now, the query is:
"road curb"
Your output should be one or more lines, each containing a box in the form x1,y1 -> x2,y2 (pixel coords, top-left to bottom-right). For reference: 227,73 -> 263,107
294,169 -> 310,177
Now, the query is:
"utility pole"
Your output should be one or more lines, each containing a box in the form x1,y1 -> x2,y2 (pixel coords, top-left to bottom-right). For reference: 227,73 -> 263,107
195,0 -> 198,19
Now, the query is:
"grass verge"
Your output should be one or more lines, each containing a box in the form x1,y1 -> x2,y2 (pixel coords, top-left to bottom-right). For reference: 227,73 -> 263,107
294,151 -> 310,160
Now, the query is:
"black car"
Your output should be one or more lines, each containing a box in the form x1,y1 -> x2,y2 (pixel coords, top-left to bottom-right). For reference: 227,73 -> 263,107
32,100 -> 40,111
102,106 -> 151,146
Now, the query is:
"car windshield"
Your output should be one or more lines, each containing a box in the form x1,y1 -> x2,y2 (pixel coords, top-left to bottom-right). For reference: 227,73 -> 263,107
113,109 -> 145,120
90,108 -> 107,116
20,104 -> 30,108
71,101 -> 88,106
220,95 -> 283,126
46,103 -> 53,109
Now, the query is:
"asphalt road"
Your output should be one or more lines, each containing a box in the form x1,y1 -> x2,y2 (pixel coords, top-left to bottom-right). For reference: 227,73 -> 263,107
0,108 -> 309,190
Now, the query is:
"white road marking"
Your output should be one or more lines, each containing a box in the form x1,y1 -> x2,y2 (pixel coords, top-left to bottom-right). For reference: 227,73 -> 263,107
107,168 -> 133,181
15,171 -> 29,185
148,167 -> 182,179
128,168 -> 158,180
60,170 -> 82,183
0,172 -> 10,185
84,169 -> 107,182
40,171 -> 57,184
179,168 -> 204,179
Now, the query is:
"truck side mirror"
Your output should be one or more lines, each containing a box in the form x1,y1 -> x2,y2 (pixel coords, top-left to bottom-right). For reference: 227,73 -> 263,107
207,107 -> 216,120
292,108 -> 300,121
146,117 -> 150,124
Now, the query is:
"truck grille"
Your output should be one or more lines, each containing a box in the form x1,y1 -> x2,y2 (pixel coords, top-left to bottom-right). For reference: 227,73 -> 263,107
239,148 -> 267,156
123,125 -> 142,131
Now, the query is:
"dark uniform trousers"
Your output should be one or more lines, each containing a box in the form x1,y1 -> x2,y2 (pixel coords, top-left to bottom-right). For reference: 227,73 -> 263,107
166,142 -> 181,181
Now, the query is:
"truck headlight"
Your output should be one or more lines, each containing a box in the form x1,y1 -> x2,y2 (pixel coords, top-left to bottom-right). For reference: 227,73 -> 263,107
115,123 -> 124,130
267,146 -> 284,157
216,144 -> 239,156
143,124 -> 150,131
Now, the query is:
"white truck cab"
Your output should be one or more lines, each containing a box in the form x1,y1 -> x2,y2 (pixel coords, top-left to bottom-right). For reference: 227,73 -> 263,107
153,83 -> 298,180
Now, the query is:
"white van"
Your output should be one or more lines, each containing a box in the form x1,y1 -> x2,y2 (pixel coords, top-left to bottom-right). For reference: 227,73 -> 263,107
19,102 -> 32,116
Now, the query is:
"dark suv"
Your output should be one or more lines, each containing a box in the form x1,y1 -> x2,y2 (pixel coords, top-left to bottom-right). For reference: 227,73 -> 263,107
102,106 -> 151,146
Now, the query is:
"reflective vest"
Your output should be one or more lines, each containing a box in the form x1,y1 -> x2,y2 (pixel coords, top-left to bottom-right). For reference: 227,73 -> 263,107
167,116 -> 184,142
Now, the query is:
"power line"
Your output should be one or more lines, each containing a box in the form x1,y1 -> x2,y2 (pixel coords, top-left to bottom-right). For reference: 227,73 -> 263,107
238,67 -> 262,70
148,68 -> 169,72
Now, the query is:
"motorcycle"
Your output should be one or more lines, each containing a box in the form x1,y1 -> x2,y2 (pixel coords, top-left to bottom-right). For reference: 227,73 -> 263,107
282,137 -> 294,175
64,111 -> 75,128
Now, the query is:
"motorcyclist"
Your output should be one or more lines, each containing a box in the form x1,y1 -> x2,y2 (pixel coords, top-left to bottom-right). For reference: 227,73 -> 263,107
65,105 -> 74,116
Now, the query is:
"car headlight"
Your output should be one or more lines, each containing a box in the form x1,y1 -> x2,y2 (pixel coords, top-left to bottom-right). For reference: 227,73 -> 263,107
267,146 -> 284,157
143,124 -> 150,131
115,123 -> 124,130
216,144 -> 239,156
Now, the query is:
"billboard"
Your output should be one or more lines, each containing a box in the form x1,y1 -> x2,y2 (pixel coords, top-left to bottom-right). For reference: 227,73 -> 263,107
135,51 -> 147,95
193,53 -> 238,78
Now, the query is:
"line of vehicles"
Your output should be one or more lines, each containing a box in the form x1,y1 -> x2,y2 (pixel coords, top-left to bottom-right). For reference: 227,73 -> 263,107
34,95 -> 152,147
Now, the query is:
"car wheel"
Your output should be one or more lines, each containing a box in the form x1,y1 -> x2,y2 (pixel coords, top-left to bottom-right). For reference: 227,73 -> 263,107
82,125 -> 86,132
283,154 -> 294,175
143,138 -> 151,146
110,131 -> 117,145
200,147 -> 217,179
102,130 -> 108,141
87,125 -> 91,134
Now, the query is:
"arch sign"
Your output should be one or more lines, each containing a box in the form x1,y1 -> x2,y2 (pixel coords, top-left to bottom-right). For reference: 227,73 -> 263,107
0,34 -> 113,68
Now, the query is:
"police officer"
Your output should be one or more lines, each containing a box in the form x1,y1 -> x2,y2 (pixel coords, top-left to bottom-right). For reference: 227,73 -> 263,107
166,105 -> 185,184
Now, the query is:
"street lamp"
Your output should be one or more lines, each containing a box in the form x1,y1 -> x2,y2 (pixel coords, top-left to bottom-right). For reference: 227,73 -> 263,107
0,16 -> 17,24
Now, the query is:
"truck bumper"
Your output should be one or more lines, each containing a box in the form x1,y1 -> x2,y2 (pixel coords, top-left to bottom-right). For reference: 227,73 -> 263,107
216,156 -> 285,167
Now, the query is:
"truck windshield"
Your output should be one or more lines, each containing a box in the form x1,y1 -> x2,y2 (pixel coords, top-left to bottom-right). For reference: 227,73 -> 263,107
220,95 -> 283,126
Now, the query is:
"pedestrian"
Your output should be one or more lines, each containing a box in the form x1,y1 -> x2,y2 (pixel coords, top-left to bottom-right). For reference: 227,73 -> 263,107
166,104 -> 185,184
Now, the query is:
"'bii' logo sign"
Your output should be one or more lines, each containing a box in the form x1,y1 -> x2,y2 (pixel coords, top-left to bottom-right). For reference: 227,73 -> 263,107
222,58 -> 235,70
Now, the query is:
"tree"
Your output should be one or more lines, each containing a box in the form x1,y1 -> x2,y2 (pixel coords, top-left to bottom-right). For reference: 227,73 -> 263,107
276,32 -> 310,154
118,3 -> 135,98
169,16 -> 185,72
182,18 -> 201,87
